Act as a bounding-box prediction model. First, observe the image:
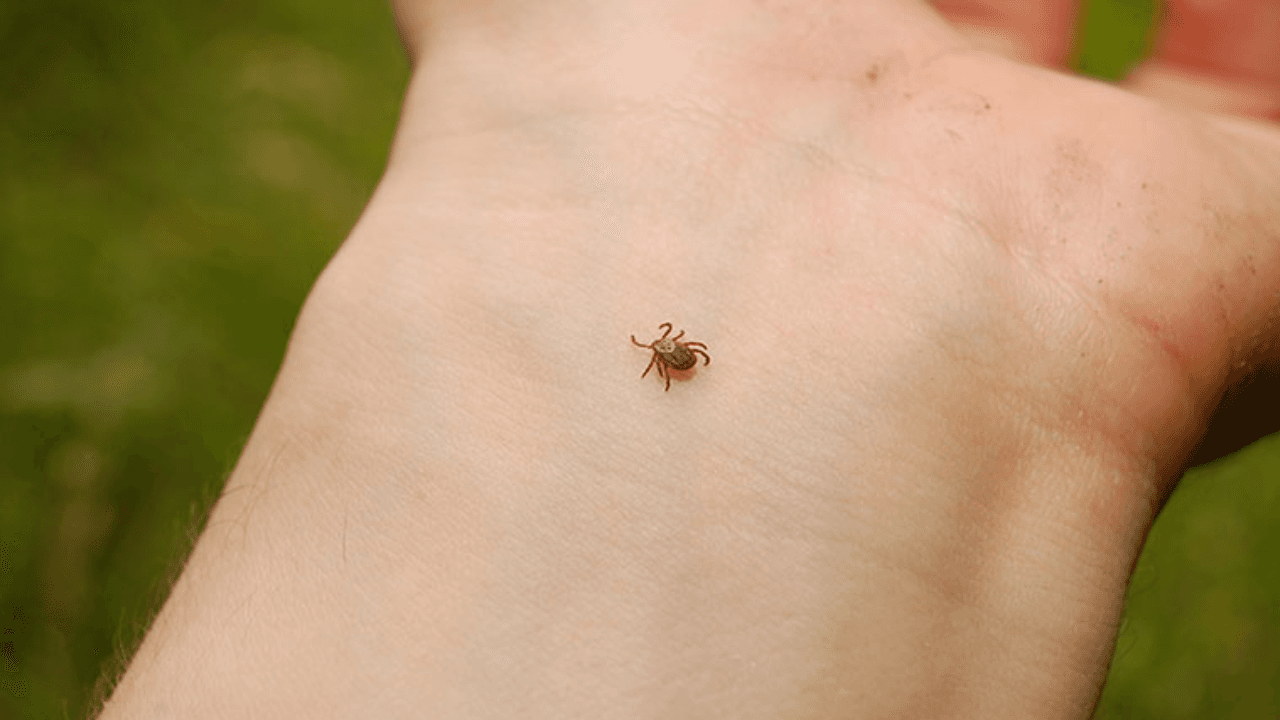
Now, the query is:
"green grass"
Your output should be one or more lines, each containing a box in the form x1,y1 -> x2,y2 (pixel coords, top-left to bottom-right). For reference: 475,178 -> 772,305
1,1 -> 407,716
1,1 -> 1276,718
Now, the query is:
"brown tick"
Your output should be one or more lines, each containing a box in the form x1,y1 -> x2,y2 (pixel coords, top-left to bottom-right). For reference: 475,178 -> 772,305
630,322 -> 711,391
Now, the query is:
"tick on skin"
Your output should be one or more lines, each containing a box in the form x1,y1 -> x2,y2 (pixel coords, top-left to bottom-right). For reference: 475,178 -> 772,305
630,322 -> 711,391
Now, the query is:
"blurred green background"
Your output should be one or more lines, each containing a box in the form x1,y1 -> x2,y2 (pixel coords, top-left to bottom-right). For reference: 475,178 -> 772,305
0,1 -> 1275,718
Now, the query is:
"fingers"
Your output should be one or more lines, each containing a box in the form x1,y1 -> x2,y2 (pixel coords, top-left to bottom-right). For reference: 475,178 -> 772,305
1125,0 -> 1280,119
930,0 -> 1079,67
932,0 -> 1280,121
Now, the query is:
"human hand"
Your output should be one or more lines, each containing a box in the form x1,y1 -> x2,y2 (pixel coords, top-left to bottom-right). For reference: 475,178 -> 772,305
936,0 -> 1280,465
936,0 -> 1280,121
101,1 -> 1279,718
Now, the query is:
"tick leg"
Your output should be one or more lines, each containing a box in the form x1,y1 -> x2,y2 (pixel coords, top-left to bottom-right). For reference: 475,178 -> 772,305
691,348 -> 711,365
683,341 -> 706,349
657,322 -> 673,340
630,335 -> 650,348
652,359 -> 669,391
640,354 -> 657,378
663,364 -> 671,391
671,330 -> 685,342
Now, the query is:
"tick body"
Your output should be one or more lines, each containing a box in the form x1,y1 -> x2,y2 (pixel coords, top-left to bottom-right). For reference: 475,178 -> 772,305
630,322 -> 711,391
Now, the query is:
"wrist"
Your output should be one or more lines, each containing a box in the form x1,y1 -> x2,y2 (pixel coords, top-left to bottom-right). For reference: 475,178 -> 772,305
390,0 -> 964,116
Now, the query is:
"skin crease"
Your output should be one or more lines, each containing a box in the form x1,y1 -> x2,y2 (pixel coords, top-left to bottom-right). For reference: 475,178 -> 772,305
98,1 -> 1279,719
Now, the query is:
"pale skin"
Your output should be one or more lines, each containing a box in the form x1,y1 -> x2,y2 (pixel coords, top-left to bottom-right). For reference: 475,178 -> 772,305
99,0 -> 1280,718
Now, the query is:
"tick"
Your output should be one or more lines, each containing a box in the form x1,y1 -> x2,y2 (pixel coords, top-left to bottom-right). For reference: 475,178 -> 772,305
630,322 -> 711,391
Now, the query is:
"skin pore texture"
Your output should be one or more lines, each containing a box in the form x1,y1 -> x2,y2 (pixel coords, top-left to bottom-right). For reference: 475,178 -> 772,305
99,0 -> 1280,718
